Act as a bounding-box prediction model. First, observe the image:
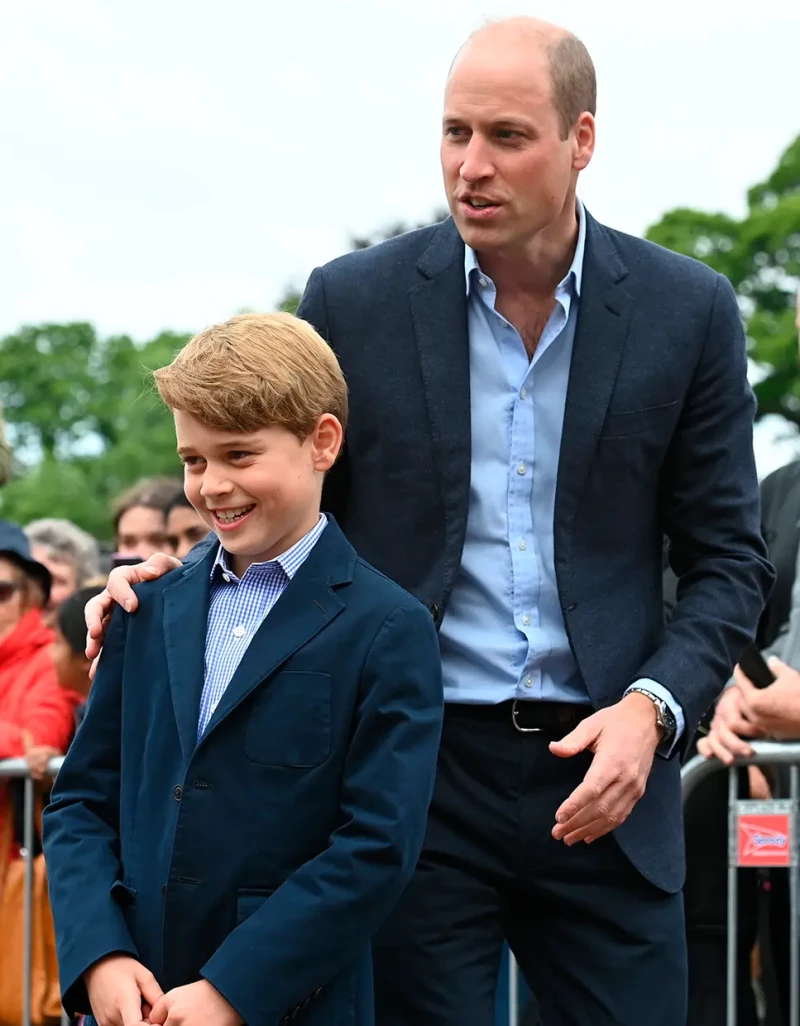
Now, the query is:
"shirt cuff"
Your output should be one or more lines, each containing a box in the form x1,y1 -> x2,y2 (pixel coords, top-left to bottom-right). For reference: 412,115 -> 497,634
625,679 -> 685,758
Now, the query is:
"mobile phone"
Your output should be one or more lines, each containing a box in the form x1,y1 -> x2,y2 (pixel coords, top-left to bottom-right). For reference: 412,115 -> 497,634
110,554 -> 143,569
738,642 -> 776,689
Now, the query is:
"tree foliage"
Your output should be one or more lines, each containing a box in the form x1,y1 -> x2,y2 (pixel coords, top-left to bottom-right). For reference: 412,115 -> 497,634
0,324 -> 188,539
646,134 -> 800,425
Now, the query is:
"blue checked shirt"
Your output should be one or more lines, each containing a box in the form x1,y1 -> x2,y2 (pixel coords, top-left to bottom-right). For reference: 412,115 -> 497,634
197,514 -> 327,739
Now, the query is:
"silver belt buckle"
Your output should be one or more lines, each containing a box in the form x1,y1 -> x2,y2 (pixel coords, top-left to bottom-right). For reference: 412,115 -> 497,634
512,699 -> 543,734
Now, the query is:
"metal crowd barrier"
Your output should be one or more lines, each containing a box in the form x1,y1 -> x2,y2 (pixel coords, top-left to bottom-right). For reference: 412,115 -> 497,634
683,741 -> 800,1026
0,756 -> 65,1026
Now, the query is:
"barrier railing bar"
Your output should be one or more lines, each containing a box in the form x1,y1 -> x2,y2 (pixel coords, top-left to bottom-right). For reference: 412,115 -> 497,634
727,768 -> 738,1026
0,756 -> 65,778
682,741 -> 800,802
22,774 -> 34,1026
792,766 -> 799,1026
508,954 -> 519,1026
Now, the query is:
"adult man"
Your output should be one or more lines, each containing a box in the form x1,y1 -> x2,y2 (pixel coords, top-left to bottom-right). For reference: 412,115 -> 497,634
89,16 -> 773,1025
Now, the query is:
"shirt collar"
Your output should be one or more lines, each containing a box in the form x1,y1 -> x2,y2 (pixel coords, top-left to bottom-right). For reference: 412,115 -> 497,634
464,199 -> 587,298
211,512 -> 327,583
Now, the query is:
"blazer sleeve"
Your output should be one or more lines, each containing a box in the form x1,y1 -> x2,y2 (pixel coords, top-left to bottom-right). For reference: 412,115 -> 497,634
297,267 -> 350,524
636,272 -> 774,743
199,602 -> 443,1026
42,606 -> 139,1015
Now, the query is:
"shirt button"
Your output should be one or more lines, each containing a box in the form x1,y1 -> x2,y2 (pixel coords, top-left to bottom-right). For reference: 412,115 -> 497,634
518,539 -> 527,551
233,625 -> 245,638
222,573 -> 231,583
522,614 -> 531,626
520,388 -> 527,399
525,677 -> 533,688
517,463 -> 526,476
478,277 -> 489,288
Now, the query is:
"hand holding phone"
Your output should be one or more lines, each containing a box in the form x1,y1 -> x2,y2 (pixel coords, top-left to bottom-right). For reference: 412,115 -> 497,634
738,642 -> 776,690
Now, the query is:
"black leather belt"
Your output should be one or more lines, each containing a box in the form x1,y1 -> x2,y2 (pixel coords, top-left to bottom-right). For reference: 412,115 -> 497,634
446,699 -> 593,735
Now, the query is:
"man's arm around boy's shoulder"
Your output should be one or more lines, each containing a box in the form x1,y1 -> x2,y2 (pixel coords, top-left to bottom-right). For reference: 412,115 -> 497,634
199,581 -> 443,1026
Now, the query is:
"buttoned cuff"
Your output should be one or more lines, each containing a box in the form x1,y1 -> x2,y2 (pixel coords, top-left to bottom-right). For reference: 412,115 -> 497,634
625,678 -> 685,758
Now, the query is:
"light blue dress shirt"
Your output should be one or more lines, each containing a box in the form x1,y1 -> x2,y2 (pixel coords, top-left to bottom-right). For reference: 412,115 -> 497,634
438,202 -> 684,746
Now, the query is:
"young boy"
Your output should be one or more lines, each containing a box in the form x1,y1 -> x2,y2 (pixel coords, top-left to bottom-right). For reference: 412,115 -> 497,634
42,314 -> 443,1026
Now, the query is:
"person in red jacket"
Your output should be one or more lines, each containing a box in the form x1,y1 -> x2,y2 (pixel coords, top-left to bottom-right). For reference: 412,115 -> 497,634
0,521 -> 74,864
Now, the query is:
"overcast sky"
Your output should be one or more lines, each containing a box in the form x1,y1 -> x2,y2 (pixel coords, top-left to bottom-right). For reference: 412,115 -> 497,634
2,0 -> 799,472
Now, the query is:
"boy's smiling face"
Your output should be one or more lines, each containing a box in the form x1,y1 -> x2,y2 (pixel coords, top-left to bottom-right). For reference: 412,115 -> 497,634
174,410 -> 342,577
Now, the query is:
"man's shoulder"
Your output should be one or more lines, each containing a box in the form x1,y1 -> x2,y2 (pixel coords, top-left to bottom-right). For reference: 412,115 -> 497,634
598,218 -> 720,292
316,220 -> 450,286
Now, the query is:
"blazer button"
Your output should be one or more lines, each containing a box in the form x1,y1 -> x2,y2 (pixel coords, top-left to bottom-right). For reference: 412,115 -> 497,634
173,785 -> 183,801
429,604 -> 440,625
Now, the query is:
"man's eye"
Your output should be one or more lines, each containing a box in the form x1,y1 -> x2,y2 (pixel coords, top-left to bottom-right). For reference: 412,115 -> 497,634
182,456 -> 202,467
444,126 -> 467,138
229,451 -> 252,461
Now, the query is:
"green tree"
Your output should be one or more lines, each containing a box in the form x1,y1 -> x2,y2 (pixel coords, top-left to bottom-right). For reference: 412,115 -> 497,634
0,324 -> 189,539
646,134 -> 800,426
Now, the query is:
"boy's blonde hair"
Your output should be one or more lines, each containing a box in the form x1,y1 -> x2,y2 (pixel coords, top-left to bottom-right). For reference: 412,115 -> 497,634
154,313 -> 348,437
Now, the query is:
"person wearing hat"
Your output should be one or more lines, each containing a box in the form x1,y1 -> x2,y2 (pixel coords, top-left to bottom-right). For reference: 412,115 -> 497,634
0,520 -> 75,864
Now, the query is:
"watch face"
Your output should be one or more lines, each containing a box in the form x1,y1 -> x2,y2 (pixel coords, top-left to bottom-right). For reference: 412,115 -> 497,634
660,701 -> 677,732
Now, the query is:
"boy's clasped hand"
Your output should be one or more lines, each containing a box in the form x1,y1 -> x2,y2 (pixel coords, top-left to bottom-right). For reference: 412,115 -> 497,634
85,955 -> 242,1026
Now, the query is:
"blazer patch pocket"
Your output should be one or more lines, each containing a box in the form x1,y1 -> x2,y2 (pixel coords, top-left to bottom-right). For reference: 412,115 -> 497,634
245,671 -> 332,768
600,401 -> 680,439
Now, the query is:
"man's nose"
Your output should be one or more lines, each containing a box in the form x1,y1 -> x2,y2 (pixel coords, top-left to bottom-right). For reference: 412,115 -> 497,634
459,137 -> 495,184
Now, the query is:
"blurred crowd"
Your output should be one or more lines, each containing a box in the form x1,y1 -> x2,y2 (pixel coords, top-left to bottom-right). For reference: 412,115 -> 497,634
0,473 -> 208,852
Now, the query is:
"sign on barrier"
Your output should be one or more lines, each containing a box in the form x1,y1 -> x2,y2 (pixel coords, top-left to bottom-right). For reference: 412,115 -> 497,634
733,799 -> 795,868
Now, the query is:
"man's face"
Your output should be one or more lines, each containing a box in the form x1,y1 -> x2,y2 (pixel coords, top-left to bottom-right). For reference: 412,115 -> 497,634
116,505 -> 168,560
175,410 -> 340,579
31,546 -> 77,614
441,42 -> 592,255
166,504 -> 209,559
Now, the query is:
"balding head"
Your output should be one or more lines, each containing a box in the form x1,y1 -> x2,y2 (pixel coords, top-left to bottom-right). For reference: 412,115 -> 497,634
451,17 -> 596,140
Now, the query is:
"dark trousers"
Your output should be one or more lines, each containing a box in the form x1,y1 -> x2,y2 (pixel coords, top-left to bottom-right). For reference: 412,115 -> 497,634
373,704 -> 687,1026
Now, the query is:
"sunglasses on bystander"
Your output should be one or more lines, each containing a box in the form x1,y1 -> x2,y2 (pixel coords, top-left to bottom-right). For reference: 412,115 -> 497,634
0,580 -> 22,603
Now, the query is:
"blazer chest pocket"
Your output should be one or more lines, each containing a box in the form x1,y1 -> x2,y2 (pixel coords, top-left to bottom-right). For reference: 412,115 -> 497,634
600,400 -> 680,439
245,671 -> 331,768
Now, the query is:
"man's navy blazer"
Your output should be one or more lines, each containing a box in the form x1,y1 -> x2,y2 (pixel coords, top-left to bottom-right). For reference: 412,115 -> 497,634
295,211 -> 774,893
42,519 -> 443,1026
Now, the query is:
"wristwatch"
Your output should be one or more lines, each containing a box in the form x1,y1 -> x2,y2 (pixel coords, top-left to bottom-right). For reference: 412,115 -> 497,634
627,687 -> 677,746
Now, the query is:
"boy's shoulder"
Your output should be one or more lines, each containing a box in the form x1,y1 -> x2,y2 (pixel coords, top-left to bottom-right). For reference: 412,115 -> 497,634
130,555 -> 208,606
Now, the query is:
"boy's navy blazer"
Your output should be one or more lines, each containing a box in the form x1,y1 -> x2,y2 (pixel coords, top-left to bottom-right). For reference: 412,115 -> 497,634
43,518 -> 444,1026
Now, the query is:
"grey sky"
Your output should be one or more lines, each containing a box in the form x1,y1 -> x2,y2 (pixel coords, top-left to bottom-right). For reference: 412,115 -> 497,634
2,0 -> 799,472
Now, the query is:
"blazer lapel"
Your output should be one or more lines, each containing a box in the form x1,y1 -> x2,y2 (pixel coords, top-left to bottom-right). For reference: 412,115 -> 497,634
162,544 -> 218,762
409,219 -> 472,596
197,520 -> 353,745
555,214 -> 634,579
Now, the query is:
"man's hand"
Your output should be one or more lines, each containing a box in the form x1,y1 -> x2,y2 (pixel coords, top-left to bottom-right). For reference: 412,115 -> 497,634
696,682 -> 761,764
85,554 -> 181,676
149,980 -> 243,1026
549,692 -> 661,846
84,954 -> 163,1026
735,657 -> 800,741
26,745 -> 61,781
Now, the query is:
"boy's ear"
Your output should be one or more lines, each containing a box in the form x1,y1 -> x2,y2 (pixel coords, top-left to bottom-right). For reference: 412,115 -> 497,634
311,414 -> 343,472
